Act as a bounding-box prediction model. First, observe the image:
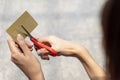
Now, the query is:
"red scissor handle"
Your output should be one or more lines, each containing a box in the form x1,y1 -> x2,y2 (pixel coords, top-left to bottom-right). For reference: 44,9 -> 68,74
30,37 -> 57,56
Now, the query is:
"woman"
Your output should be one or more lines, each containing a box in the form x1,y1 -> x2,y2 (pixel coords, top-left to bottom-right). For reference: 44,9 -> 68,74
7,0 -> 120,80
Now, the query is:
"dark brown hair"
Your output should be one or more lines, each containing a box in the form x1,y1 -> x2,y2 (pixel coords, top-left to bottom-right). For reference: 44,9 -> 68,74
102,0 -> 120,80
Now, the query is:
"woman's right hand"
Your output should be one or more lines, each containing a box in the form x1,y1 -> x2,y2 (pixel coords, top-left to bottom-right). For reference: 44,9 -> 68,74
35,36 -> 87,60
35,36 -> 108,79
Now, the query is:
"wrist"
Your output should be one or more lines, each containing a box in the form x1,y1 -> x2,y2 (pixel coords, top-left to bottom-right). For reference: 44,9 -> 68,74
29,71 -> 44,80
73,45 -> 88,57
73,45 -> 93,63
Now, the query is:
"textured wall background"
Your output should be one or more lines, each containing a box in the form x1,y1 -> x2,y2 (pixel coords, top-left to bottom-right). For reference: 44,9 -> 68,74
0,0 -> 106,80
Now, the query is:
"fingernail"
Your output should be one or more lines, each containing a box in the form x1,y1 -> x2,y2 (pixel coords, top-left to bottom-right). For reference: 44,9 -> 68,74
17,34 -> 24,40
30,48 -> 33,51
37,50 -> 41,55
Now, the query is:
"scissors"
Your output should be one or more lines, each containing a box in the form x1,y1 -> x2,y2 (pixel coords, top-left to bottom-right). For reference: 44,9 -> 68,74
21,25 -> 57,56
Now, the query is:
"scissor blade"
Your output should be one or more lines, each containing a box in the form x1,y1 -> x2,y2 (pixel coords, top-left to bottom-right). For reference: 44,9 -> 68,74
21,25 -> 32,37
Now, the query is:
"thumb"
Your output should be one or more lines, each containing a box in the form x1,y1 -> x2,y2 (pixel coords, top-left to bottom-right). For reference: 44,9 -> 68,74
17,34 -> 30,55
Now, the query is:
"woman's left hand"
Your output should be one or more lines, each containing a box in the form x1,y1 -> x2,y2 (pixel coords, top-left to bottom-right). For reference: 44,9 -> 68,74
7,34 -> 44,80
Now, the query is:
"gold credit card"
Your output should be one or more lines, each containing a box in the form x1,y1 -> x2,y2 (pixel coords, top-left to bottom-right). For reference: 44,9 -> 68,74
6,11 -> 38,42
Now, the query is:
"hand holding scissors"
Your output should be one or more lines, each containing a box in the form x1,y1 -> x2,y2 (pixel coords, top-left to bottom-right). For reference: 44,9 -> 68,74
21,25 -> 57,57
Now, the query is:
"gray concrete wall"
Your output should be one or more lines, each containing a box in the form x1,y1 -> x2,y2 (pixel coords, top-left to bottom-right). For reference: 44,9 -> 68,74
0,0 -> 106,80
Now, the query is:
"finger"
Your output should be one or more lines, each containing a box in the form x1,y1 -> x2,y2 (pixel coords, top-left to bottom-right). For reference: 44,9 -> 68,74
34,37 -> 51,47
7,37 -> 21,54
34,39 -> 51,51
41,54 -> 49,60
17,34 -> 30,55
37,49 -> 49,55
42,42 -> 51,47
15,44 -> 19,48
37,49 -> 49,60
38,37 -> 52,43
34,44 -> 42,51
40,53 -> 49,60
7,38 -> 24,62
25,41 -> 33,51
30,48 -> 33,51
25,41 -> 33,48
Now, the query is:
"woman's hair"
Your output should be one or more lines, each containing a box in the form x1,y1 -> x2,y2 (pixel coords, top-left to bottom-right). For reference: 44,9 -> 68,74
102,0 -> 120,80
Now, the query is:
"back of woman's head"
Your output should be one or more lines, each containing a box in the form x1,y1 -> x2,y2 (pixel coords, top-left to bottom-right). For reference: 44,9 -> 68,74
102,0 -> 120,80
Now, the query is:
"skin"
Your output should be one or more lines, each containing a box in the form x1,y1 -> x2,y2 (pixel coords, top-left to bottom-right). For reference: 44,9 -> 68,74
7,34 -> 108,80
7,34 -> 45,80
36,36 -> 108,80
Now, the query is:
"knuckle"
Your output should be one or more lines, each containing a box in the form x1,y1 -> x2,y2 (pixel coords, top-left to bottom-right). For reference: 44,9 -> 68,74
12,51 -> 17,54
49,35 -> 55,38
11,54 -> 18,59
19,41 -> 25,47
49,36 -> 56,39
